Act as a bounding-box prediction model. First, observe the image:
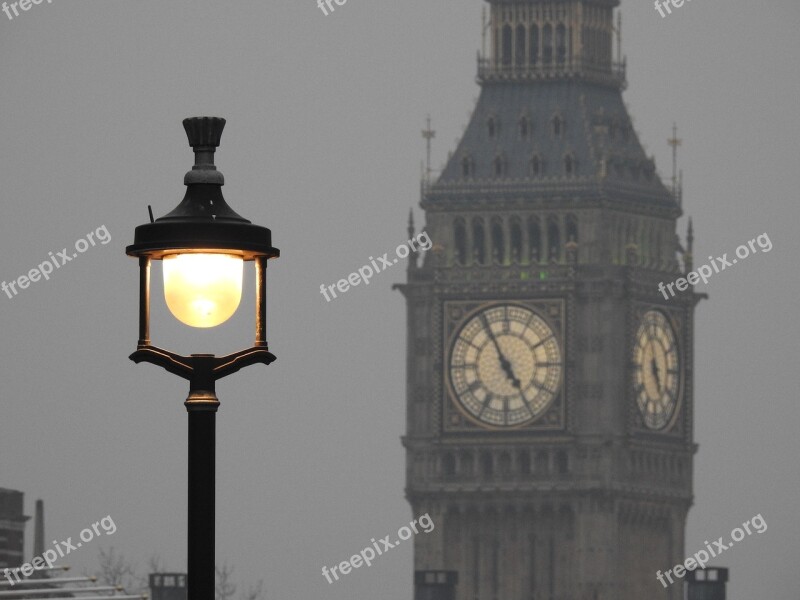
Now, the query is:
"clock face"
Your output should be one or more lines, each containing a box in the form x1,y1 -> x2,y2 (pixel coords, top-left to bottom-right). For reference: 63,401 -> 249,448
448,304 -> 562,428
632,310 -> 681,430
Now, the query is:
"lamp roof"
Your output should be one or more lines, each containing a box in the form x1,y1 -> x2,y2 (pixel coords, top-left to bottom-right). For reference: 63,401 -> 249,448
126,117 -> 280,260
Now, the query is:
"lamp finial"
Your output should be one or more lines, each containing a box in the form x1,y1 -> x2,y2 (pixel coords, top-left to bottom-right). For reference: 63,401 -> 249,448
182,117 -> 226,185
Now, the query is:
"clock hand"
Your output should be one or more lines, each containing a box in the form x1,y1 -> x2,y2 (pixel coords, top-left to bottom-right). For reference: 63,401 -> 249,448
481,314 -> 521,389
650,356 -> 662,391
504,362 -> 521,389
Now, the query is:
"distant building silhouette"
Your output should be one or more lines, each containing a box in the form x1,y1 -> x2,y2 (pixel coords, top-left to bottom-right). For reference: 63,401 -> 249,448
687,567 -> 729,600
0,488 -> 29,568
33,499 -> 45,558
415,571 -> 458,600
149,573 -> 186,600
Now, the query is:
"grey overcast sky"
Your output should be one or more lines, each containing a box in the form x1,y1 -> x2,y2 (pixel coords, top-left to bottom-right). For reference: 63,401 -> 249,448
0,1 -> 798,599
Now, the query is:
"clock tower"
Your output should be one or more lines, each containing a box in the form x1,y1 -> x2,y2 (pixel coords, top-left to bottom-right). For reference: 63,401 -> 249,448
397,1 -> 701,599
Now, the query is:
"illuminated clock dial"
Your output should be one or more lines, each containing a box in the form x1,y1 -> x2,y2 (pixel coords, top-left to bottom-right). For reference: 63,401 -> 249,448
632,310 -> 681,430
449,304 -> 562,428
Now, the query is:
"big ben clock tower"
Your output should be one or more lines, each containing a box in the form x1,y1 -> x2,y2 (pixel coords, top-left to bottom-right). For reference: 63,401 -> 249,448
397,1 -> 701,599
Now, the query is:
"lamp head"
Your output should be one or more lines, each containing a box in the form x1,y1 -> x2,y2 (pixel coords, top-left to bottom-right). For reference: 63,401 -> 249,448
127,117 -> 279,328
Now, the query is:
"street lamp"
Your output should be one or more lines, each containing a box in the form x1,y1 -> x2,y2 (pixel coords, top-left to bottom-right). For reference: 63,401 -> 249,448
126,117 -> 280,600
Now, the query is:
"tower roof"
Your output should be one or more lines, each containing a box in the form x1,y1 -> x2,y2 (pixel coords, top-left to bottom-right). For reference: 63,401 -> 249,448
425,0 -> 678,212
427,79 -> 675,209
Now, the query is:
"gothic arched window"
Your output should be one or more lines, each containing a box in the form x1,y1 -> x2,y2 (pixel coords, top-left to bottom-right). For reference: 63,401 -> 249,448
487,116 -> 496,138
515,24 -> 526,67
528,217 -> 542,263
556,24 -> 567,64
472,219 -> 486,264
530,25 -> 539,65
519,115 -> 530,139
530,154 -> 542,175
553,115 -> 564,137
543,24 -> 553,65
548,217 -> 561,261
461,154 -> 475,178
566,214 -> 578,244
564,153 -> 576,175
501,25 -> 513,66
491,217 -> 504,264
454,218 -> 467,265
493,155 -> 506,178
510,217 -> 522,263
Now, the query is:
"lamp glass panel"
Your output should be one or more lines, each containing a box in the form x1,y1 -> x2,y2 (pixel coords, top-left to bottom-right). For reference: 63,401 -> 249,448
163,253 -> 243,328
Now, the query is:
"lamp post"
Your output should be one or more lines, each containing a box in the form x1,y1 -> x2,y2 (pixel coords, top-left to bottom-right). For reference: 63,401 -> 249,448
126,117 -> 280,600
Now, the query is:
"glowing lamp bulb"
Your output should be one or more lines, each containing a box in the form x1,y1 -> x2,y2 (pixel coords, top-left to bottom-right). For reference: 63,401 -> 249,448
163,253 -> 243,328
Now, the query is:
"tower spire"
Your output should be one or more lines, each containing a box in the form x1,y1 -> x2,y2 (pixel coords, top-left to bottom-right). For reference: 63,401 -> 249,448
481,7 -> 488,58
668,123 -> 682,205
422,115 -> 436,185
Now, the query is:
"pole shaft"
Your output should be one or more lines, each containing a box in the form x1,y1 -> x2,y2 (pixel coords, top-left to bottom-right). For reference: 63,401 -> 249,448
187,408 -> 215,600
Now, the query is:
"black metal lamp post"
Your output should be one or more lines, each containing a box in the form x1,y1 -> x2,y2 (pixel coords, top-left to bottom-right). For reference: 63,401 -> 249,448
126,117 -> 280,600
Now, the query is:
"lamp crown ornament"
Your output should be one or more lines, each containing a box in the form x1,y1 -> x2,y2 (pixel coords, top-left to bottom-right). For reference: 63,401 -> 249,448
184,116 -> 226,185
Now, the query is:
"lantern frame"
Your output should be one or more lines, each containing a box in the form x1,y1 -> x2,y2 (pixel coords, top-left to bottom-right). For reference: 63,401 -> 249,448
125,116 -> 280,401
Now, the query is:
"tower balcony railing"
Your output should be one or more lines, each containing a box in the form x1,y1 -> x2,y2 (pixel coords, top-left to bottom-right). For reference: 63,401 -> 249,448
477,54 -> 627,89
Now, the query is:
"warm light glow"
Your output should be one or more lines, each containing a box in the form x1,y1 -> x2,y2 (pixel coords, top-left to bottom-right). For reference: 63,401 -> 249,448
163,253 -> 243,328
